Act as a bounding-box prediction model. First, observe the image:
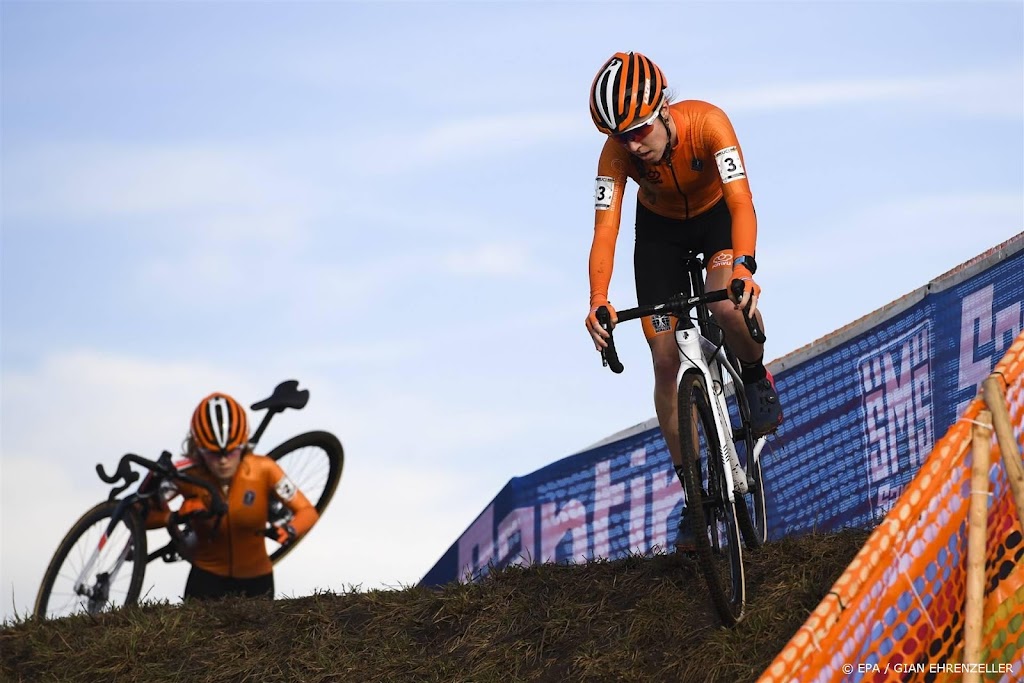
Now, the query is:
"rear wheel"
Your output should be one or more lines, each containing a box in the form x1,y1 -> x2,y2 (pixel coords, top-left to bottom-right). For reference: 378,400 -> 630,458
677,370 -> 746,626
35,501 -> 147,620
718,346 -> 767,550
732,431 -> 766,549
265,430 -> 343,564
726,355 -> 768,549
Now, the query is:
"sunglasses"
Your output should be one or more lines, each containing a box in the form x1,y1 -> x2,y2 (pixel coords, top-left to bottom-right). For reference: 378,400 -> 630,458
612,119 -> 657,144
199,446 -> 244,461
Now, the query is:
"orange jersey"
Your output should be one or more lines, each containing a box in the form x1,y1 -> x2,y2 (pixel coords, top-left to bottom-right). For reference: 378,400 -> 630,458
589,100 -> 756,305
174,454 -> 318,579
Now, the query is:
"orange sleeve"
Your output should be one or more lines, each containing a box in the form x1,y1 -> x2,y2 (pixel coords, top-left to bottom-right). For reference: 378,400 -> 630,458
703,107 -> 757,258
589,142 -> 630,306
288,494 -> 319,538
266,460 -> 320,537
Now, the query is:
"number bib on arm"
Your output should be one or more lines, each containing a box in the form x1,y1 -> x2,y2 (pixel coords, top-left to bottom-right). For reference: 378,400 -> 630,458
594,176 -> 614,210
714,146 -> 746,183
275,475 -> 297,502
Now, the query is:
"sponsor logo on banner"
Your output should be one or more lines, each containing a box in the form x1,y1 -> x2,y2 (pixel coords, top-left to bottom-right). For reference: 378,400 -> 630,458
956,283 -> 1023,416
857,321 -> 934,517
454,447 -> 684,582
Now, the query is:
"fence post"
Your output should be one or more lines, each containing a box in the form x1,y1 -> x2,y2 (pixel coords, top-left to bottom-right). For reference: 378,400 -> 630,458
963,410 -> 992,683
982,375 -> 1024,526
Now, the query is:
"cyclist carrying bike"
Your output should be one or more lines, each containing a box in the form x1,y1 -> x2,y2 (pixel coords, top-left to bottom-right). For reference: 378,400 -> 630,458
583,51 -> 784,548
145,392 -> 320,600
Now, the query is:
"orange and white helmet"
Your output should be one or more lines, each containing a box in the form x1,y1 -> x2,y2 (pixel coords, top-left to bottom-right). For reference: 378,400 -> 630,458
190,392 -> 249,453
589,51 -> 667,135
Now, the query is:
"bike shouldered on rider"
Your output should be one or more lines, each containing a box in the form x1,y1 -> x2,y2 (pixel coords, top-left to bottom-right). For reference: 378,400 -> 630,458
141,392 -> 320,600
583,52 -> 785,546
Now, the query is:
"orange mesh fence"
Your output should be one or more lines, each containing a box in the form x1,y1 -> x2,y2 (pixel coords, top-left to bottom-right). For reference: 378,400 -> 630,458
758,331 -> 1024,683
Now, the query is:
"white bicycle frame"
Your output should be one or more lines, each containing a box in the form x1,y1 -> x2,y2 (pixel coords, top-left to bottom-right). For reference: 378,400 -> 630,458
75,538 -> 132,600
675,325 -> 767,501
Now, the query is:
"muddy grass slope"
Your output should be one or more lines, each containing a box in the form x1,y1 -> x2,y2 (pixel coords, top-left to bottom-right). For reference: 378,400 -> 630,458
1,528 -> 869,683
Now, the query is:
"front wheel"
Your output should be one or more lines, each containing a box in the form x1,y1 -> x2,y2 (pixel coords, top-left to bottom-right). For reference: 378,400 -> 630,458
677,370 -> 746,626
34,501 -> 147,620
265,430 -> 344,564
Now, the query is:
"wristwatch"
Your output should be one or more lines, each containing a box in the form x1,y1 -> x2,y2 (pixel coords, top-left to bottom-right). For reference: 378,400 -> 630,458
734,255 -> 757,275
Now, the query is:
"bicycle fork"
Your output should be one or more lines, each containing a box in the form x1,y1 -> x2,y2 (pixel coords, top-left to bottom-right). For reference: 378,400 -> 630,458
75,506 -> 133,602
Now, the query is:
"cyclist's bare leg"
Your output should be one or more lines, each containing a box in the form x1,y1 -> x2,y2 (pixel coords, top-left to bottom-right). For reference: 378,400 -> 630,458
647,331 -> 684,467
704,258 -> 765,365
705,252 -> 783,435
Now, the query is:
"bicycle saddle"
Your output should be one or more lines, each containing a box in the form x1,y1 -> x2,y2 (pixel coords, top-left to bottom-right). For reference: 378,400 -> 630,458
251,380 -> 310,413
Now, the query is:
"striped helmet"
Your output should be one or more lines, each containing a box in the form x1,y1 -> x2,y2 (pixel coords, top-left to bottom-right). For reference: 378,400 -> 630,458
589,51 -> 667,135
190,392 -> 249,453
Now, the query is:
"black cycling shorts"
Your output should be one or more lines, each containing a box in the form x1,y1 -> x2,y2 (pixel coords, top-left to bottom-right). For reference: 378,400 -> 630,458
633,197 -> 733,307
184,565 -> 274,601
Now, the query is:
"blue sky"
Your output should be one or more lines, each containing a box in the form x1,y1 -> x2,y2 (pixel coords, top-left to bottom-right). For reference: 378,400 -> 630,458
2,0 -> 1022,622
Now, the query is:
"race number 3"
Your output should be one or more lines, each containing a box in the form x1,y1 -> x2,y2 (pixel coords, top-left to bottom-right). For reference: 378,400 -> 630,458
275,476 -> 297,502
714,147 -> 746,183
594,176 -> 614,210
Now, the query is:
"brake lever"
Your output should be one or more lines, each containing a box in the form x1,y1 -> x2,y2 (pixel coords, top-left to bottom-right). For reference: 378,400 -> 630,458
729,280 -> 766,344
596,306 -> 624,374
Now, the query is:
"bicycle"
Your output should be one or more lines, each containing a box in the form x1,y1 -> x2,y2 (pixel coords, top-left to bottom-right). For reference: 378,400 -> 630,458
596,253 -> 770,626
33,380 -> 344,620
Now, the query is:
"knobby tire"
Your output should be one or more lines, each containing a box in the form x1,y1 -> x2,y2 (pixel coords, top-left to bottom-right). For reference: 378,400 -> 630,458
677,370 -> 746,626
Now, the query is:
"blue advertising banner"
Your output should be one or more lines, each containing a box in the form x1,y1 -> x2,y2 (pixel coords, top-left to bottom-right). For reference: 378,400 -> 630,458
421,235 -> 1024,587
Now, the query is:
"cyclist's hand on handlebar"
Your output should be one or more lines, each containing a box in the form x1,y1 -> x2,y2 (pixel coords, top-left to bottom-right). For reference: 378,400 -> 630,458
271,522 -> 298,546
586,299 -> 617,350
730,263 -> 761,317
179,497 -> 208,516
177,497 -> 219,528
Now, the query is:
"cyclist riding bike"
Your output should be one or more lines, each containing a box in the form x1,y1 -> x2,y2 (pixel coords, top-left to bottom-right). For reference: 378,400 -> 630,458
144,392 -> 320,600
583,51 -> 784,549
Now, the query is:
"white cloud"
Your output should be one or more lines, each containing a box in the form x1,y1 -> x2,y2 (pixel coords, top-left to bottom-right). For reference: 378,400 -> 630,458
711,67 -> 1023,117
1,351 -> 245,462
348,111 -> 583,173
340,66 -> 1024,175
767,192 -> 1023,276
137,238 -> 549,320
3,142 -> 318,243
754,192 -> 1023,361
